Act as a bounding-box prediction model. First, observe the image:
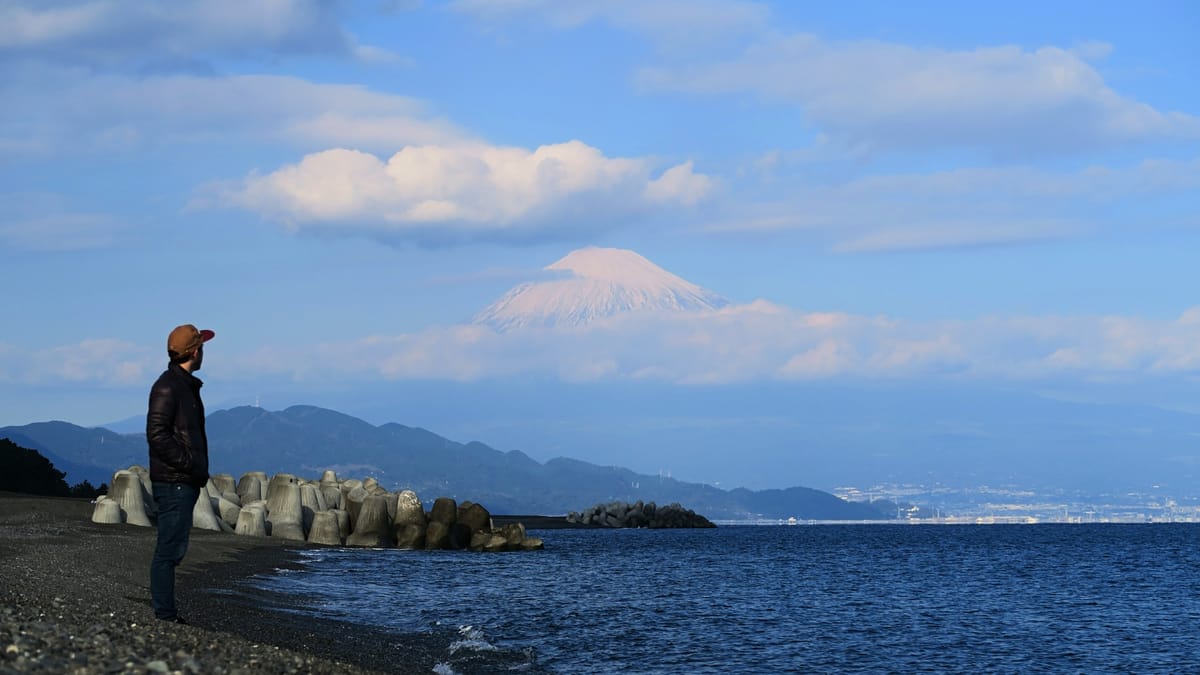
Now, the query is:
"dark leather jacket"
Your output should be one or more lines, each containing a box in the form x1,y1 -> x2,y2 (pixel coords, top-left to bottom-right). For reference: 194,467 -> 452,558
146,364 -> 210,487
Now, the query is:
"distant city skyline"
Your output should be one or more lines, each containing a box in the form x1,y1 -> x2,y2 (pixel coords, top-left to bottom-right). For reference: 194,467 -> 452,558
1,1 -> 1197,493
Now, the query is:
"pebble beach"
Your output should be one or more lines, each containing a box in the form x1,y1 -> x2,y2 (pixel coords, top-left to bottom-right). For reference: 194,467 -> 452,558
0,492 -> 445,674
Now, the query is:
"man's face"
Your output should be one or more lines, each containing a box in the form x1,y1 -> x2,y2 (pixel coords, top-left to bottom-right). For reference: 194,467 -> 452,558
191,344 -> 204,371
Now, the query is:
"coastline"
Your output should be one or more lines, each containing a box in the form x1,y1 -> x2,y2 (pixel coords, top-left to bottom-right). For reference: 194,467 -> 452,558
0,492 -> 444,673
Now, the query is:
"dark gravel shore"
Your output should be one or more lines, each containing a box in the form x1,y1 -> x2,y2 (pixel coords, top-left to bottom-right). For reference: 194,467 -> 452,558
0,492 -> 447,674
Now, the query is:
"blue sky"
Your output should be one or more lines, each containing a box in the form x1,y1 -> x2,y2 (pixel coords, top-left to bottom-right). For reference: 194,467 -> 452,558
1,1 -> 1199,487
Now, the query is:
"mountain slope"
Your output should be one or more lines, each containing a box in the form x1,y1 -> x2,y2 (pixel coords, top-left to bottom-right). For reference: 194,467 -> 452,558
473,246 -> 728,331
0,422 -> 141,486
3,405 -> 889,521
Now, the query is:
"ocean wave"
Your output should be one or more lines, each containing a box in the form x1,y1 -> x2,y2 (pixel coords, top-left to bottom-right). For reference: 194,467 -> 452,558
448,625 -> 499,655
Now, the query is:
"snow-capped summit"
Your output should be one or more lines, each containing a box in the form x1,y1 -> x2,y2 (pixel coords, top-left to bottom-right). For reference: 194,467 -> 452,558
473,247 -> 728,331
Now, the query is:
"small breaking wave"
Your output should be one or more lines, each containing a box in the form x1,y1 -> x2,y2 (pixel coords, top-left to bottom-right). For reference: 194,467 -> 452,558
448,625 -> 500,655
434,625 -> 540,673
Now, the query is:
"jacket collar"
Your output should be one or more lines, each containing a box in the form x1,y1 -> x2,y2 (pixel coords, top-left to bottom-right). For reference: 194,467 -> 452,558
168,362 -> 204,389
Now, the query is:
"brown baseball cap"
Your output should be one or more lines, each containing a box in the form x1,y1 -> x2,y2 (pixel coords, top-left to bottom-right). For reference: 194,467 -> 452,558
167,324 -> 215,357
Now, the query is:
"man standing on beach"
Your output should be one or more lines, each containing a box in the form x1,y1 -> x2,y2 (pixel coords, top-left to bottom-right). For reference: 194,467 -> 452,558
146,323 -> 214,624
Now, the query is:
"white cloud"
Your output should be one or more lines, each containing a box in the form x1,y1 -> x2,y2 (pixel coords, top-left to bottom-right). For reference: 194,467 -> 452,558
0,212 -> 118,251
0,193 -> 125,251
637,35 -> 1200,156
0,0 -> 396,70
219,140 -> 714,241
778,339 -> 858,379
0,339 -> 157,386
832,220 -> 1078,253
450,0 -> 768,45
223,304 -> 1200,385
703,157 -> 1200,251
0,72 -> 465,158
644,161 -> 713,206
0,2 -> 108,48
448,2 -> 1197,156
12,305 -> 1200,390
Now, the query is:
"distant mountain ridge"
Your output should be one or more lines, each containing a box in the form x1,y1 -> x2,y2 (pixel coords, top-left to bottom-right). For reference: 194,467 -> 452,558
473,246 -> 728,331
0,405 -> 889,521
0,422 -> 142,488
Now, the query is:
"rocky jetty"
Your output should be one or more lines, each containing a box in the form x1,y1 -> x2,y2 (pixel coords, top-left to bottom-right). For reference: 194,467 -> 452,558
566,500 -> 716,528
91,466 -> 544,552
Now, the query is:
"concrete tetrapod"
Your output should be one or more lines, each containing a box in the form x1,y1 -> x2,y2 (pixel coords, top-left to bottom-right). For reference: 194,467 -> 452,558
428,497 -> 457,526
458,502 -> 491,533
266,473 -> 300,503
127,464 -> 152,491
425,496 -> 457,550
299,483 -> 327,534
425,521 -> 449,550
91,496 -> 123,524
109,471 -> 153,527
127,466 -> 156,517
394,524 -> 426,549
448,523 -> 473,550
236,474 -> 265,504
331,509 -> 351,540
91,465 -> 545,555
392,490 -> 427,548
210,473 -> 236,496
346,495 -> 393,548
339,479 -> 362,499
192,486 -> 233,532
393,490 -> 427,527
204,477 -> 220,495
307,510 -> 343,546
235,506 -> 268,537
265,482 -> 306,541
499,522 -> 526,548
319,484 -> 342,510
344,486 -> 368,531
209,488 -> 242,528
470,531 -> 509,552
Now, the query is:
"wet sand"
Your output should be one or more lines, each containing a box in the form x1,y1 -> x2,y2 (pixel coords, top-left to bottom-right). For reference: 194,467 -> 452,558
0,492 -> 446,673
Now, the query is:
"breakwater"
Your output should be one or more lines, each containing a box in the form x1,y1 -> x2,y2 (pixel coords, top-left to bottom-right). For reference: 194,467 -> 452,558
91,466 -> 544,552
567,500 -> 716,528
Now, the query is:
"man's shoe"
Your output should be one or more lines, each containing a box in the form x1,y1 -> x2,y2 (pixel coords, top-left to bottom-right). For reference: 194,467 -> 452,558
158,616 -> 188,625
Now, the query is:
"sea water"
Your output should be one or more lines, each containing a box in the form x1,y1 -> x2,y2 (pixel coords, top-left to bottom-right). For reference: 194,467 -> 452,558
248,525 -> 1200,673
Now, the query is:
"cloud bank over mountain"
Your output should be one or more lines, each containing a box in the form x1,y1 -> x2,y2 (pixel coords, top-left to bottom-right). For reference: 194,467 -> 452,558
11,247 -> 1194,409
3,247 -> 1198,390
233,301 -> 1199,386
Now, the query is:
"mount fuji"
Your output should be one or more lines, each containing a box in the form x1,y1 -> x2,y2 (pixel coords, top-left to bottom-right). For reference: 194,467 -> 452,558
473,247 -> 729,331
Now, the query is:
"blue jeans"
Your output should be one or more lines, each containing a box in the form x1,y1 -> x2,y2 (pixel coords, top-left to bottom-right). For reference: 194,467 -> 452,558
150,482 -> 199,620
